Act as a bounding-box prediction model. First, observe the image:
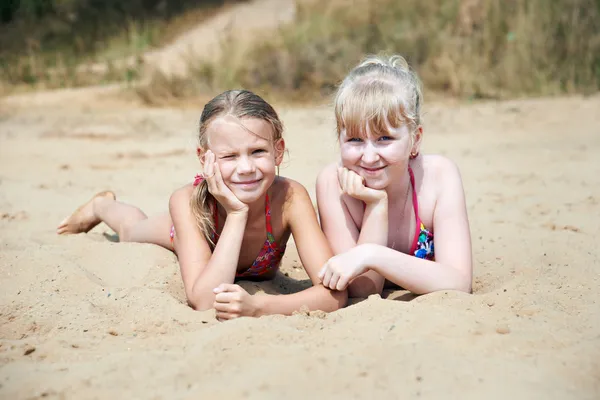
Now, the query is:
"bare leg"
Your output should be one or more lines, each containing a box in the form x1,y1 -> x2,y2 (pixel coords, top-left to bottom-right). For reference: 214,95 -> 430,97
57,192 -> 173,249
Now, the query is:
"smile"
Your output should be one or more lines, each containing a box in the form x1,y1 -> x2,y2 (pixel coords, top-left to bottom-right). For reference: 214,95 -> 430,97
360,166 -> 385,174
231,179 -> 262,188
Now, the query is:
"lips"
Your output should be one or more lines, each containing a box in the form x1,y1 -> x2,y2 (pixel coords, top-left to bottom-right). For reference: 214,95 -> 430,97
231,178 -> 262,188
360,166 -> 385,174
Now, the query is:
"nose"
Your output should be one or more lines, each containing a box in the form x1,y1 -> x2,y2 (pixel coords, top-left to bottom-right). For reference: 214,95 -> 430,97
361,141 -> 380,164
236,155 -> 255,175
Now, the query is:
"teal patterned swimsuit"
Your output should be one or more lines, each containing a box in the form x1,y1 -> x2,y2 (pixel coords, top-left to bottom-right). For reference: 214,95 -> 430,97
408,167 -> 435,260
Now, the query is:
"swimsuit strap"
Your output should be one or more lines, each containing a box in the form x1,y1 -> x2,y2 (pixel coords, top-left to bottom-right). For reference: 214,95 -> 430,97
264,193 -> 274,239
408,166 -> 422,254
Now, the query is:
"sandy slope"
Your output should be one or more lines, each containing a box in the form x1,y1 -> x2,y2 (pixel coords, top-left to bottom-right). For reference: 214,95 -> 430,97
0,90 -> 599,399
80,0 -> 296,78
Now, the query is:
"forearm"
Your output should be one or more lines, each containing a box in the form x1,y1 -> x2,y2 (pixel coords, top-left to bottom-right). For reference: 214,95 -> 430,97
255,285 -> 347,316
190,213 -> 247,309
357,200 -> 388,246
365,244 -> 472,294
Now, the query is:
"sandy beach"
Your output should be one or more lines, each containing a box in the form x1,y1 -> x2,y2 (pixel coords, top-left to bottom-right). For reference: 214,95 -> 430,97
0,85 -> 599,398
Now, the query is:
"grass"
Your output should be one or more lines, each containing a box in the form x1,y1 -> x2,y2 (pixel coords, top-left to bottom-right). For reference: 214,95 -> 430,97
138,0 -> 600,104
0,0 -> 242,95
2,0 -> 599,102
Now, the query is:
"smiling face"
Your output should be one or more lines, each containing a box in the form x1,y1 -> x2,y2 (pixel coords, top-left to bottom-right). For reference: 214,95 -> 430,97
202,116 -> 283,203
340,122 -> 416,190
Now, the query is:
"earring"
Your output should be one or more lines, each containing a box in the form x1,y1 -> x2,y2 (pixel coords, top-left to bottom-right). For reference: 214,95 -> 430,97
410,151 -> 419,159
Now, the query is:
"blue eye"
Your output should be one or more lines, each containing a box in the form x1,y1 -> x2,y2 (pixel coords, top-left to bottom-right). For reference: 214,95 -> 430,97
347,137 -> 363,143
378,136 -> 394,141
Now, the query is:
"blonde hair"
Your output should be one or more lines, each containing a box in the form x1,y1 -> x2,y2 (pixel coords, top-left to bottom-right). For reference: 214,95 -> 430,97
334,55 -> 423,141
191,90 -> 284,245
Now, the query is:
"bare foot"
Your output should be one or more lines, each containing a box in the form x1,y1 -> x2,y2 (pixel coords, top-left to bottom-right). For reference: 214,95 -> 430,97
57,191 -> 116,234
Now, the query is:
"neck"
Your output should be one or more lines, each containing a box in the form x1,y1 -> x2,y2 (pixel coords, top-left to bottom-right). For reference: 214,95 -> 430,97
385,167 -> 412,207
245,193 -> 268,222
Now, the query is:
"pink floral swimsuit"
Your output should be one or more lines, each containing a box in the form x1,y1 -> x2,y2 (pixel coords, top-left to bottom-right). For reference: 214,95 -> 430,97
170,175 -> 286,278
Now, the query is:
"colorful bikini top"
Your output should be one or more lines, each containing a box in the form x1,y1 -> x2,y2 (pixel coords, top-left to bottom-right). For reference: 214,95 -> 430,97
361,168 -> 435,260
194,175 -> 286,278
407,167 -> 435,261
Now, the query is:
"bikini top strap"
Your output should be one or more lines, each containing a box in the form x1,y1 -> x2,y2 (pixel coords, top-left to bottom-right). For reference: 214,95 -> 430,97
408,166 -> 422,253
408,167 -> 419,222
265,193 -> 273,236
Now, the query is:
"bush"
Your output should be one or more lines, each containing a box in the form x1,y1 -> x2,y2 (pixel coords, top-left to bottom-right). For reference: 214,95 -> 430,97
178,0 -> 600,100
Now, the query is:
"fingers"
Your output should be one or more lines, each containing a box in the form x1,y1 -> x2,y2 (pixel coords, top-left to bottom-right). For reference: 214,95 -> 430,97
215,311 -> 239,321
336,275 -> 350,291
321,267 -> 333,288
204,151 -> 217,193
338,167 -> 366,198
204,152 -> 227,198
318,265 -> 327,280
214,300 -> 241,313
319,258 -> 350,291
213,283 -> 242,294
203,151 -> 215,177
213,290 -> 243,321
338,167 -> 351,194
328,273 -> 340,291
213,160 -> 225,189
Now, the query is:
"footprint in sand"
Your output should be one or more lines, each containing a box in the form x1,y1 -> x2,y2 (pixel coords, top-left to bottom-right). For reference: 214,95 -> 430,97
56,191 -> 116,234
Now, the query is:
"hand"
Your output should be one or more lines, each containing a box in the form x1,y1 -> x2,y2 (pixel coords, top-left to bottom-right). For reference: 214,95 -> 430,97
213,283 -> 259,321
318,245 -> 372,291
204,151 -> 248,215
338,167 -> 387,204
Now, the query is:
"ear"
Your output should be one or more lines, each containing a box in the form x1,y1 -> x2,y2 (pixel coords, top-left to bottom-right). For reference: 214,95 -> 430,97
274,138 -> 285,166
411,126 -> 423,154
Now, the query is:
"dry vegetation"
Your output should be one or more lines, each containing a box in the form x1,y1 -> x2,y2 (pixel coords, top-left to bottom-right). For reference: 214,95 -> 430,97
0,0 -> 242,93
2,0 -> 599,102
139,0 -> 600,104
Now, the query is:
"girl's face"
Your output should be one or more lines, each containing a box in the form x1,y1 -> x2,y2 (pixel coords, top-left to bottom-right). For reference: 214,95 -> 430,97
203,116 -> 283,204
339,123 -> 414,190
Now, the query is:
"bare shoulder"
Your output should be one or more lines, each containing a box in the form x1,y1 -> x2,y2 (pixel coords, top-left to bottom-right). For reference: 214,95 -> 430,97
316,162 -> 339,188
270,176 -> 311,207
169,183 -> 195,209
418,155 -> 465,206
420,155 -> 463,185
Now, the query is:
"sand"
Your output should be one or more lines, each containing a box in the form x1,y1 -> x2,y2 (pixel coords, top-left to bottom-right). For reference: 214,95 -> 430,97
0,87 -> 599,399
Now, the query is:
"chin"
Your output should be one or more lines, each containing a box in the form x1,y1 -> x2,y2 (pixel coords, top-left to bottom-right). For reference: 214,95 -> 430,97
363,177 -> 390,191
231,179 -> 272,203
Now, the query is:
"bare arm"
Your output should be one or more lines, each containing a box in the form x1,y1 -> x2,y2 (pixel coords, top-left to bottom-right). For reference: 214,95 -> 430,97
169,187 -> 247,310
322,158 -> 472,294
255,180 -> 347,315
360,244 -> 471,294
316,164 -> 388,295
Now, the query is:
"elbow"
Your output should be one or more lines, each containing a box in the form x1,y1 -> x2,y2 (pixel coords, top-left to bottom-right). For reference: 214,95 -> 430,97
452,270 -> 473,294
188,299 -> 213,312
317,285 -> 348,312
186,286 -> 215,311
332,288 -> 349,310
412,273 -> 472,296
